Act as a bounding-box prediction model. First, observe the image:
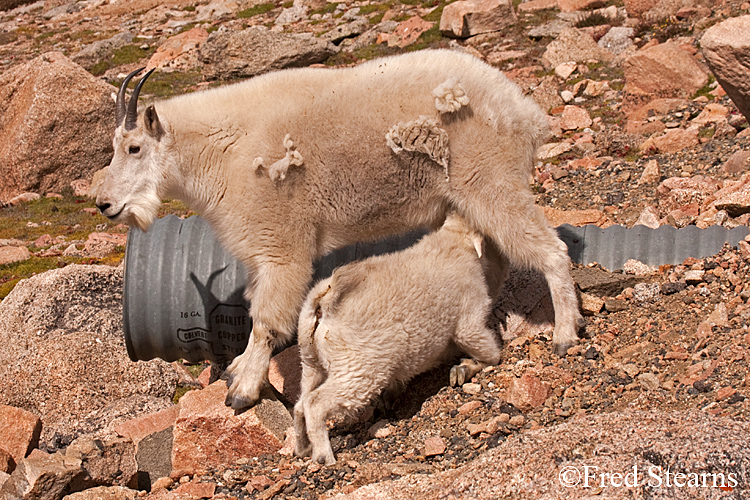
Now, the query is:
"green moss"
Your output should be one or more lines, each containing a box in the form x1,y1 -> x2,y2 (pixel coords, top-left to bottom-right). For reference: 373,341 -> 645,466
400,0 -> 439,6
310,2 -> 339,16
173,385 -> 195,404
135,71 -> 205,98
0,256 -> 93,301
574,11 -> 610,28
327,42 -> 396,66
360,2 -> 390,15
282,0 -> 293,7
405,25 -> 445,51
67,29 -> 106,43
691,75 -> 716,100
183,4 -> 196,11
237,2 -> 275,18
423,0 -> 447,22
90,42 -> 156,76
698,126 -> 715,139
185,362 -> 208,378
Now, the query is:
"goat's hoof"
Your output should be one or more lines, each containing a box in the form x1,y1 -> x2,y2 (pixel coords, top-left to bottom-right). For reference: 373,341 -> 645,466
313,453 -> 336,466
225,384 -> 260,410
450,365 -> 469,387
553,341 -> 578,357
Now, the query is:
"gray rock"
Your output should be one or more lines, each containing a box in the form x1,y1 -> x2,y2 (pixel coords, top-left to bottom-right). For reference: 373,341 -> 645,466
342,21 -> 398,52
701,15 -> 750,124
321,17 -> 369,44
597,26 -> 634,55
337,411 -> 750,499
531,76 -> 564,113
275,4 -> 307,25
200,26 -> 338,79
71,32 -> 133,70
41,2 -> 81,19
541,27 -> 614,69
526,19 -> 571,39
135,427 -> 173,489
0,265 -> 179,450
0,52 -> 117,201
571,266 -> 644,296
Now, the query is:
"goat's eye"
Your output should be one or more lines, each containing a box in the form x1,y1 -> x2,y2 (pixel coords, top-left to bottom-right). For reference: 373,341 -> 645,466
128,146 -> 141,155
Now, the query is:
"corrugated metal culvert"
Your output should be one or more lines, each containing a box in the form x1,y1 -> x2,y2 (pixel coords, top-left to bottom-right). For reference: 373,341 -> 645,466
124,215 -> 250,364
124,216 -> 749,364
123,215 -> 425,364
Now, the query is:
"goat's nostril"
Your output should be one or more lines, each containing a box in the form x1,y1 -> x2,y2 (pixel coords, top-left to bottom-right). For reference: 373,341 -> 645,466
96,203 -> 111,213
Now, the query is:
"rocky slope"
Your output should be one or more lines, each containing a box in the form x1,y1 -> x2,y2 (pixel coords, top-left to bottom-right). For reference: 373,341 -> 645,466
1,0 -> 750,499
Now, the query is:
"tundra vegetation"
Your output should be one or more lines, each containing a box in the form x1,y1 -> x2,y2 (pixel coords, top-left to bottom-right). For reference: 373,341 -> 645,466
96,49 -> 583,411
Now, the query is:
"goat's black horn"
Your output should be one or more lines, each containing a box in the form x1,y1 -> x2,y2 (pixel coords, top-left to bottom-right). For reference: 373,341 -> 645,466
124,68 -> 155,131
116,67 -> 146,128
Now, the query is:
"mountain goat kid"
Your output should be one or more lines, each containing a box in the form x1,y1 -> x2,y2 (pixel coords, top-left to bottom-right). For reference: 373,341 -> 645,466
96,49 -> 583,410
295,214 -> 500,465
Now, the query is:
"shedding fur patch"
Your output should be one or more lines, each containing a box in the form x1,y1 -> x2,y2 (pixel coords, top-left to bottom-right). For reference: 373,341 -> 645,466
253,134 -> 304,182
386,116 -> 450,179
432,78 -> 470,114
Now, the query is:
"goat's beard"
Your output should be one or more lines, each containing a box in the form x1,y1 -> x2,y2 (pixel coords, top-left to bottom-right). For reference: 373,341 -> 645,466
127,191 -> 162,231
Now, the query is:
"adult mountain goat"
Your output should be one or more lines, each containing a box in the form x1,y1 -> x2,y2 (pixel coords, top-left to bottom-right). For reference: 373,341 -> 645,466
97,49 -> 583,409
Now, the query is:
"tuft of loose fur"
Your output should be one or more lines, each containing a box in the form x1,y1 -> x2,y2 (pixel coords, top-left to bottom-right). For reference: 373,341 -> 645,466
432,77 -> 470,114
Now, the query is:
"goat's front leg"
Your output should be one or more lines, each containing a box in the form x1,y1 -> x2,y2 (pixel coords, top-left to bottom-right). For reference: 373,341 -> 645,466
224,260 -> 312,409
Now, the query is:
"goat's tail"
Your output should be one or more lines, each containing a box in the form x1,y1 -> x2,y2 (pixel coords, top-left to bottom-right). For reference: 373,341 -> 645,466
317,262 -> 369,316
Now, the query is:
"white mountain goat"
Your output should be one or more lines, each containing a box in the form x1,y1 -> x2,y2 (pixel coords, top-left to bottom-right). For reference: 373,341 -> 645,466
294,213 -> 501,465
96,49 -> 583,409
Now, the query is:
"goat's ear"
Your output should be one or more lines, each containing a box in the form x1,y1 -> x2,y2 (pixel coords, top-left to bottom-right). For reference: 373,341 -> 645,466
144,105 -> 164,139
471,233 -> 484,259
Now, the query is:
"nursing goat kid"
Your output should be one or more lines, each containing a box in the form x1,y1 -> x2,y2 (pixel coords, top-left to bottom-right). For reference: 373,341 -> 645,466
295,214 -> 500,465
96,49 -> 583,410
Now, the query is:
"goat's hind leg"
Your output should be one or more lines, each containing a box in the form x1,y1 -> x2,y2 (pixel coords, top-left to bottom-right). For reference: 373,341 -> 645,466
304,377 -> 376,466
294,362 -> 326,458
460,192 -> 583,356
450,312 -> 502,387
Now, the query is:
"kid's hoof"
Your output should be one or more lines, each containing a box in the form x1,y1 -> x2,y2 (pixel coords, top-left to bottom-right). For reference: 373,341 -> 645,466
450,364 -> 470,387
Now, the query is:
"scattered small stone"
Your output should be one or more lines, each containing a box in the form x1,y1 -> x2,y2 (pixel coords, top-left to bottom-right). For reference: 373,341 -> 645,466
508,415 -> 525,427
693,380 -> 712,393
684,270 -> 706,285
580,292 -> 605,315
458,401 -> 483,414
715,386 -> 737,401
423,436 -> 446,457
584,346 -> 599,360
462,383 -> 482,395
638,373 -> 660,391
661,282 -> 687,295
633,282 -> 661,303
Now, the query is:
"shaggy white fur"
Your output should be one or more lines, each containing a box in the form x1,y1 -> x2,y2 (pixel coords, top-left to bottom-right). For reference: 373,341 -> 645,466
294,214 -> 501,465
